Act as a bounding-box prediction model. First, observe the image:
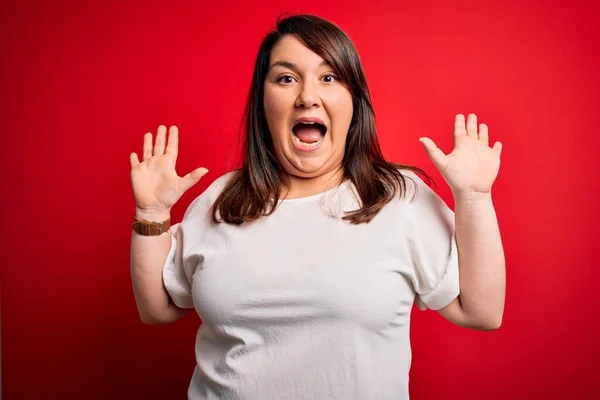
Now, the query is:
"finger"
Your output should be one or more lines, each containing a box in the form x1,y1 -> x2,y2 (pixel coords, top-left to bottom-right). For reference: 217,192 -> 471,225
154,125 -> 167,156
492,141 -> 503,156
419,137 -> 448,170
143,132 -> 153,160
179,167 -> 209,193
453,114 -> 467,142
479,123 -> 489,146
466,113 -> 478,137
165,125 -> 179,158
130,152 -> 140,168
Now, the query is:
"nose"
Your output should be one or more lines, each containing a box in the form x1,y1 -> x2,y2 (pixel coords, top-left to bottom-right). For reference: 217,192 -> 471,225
295,81 -> 321,108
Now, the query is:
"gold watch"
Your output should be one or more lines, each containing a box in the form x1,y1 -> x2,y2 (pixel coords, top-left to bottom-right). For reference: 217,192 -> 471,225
132,216 -> 171,236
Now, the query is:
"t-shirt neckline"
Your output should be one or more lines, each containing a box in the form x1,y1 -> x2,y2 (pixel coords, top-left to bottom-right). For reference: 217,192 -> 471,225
277,179 -> 350,204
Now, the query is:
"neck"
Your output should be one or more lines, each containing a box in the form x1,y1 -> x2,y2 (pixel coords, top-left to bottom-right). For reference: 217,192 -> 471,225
280,167 -> 345,199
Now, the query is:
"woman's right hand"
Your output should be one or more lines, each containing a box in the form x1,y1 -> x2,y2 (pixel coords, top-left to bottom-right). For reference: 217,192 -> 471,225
130,125 -> 208,220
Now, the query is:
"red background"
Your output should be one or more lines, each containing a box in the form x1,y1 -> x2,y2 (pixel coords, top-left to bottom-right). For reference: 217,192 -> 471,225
2,0 -> 599,398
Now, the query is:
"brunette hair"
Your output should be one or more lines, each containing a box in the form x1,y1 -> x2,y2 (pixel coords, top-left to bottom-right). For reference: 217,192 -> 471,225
212,14 -> 431,225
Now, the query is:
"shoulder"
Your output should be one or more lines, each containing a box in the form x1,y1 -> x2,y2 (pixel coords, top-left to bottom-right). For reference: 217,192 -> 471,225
395,168 -> 433,204
200,170 -> 238,201
182,170 -> 238,220
393,168 -> 453,217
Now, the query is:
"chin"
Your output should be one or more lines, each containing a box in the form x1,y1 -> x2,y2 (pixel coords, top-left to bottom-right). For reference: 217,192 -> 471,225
286,152 -> 342,178
273,133 -> 341,179
286,162 -> 327,177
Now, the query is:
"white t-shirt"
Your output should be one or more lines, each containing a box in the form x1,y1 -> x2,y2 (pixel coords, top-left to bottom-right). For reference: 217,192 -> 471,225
162,169 -> 459,400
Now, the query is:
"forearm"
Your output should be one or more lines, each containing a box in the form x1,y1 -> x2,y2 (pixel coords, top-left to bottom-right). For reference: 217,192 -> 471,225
129,210 -> 188,324
454,192 -> 506,328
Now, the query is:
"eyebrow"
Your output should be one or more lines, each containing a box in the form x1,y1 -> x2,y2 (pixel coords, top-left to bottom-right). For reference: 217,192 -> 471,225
268,59 -> 331,72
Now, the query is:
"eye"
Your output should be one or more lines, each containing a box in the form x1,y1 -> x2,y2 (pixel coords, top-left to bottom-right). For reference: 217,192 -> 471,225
322,74 -> 339,83
277,75 -> 296,84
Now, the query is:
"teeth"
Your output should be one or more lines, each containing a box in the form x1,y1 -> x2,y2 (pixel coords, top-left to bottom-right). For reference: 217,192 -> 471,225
300,121 -> 315,124
293,135 -> 323,148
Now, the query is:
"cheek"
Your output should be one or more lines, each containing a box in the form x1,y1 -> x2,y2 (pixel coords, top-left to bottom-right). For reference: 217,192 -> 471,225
341,94 -> 354,124
327,92 -> 354,133
263,87 -> 290,130
263,89 -> 276,113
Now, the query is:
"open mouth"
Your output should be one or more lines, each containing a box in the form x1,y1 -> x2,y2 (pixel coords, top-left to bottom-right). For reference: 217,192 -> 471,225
292,121 -> 327,150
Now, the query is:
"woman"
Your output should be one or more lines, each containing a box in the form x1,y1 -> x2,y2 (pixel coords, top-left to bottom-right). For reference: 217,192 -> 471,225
129,14 -> 505,400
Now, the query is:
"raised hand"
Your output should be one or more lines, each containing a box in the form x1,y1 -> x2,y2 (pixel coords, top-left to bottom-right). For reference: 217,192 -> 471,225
419,114 -> 502,196
130,125 -> 208,219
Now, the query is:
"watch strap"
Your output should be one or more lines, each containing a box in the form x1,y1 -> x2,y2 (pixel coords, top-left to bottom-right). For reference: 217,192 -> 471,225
132,216 -> 171,236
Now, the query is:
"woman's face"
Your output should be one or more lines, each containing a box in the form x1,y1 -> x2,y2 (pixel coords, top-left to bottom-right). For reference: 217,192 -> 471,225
263,35 -> 353,180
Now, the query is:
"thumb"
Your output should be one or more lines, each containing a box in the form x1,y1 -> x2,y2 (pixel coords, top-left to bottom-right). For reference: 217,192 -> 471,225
492,141 -> 503,157
419,137 -> 447,170
179,167 -> 209,193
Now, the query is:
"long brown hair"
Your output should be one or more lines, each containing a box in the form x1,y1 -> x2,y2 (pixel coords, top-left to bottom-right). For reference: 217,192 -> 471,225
212,14 -> 431,225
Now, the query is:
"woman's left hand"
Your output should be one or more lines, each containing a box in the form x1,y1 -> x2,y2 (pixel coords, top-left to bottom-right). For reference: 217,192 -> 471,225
419,113 -> 503,196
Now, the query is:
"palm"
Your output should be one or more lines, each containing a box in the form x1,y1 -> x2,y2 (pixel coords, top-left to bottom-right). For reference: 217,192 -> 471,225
130,125 -> 207,213
131,154 -> 181,210
420,114 -> 502,195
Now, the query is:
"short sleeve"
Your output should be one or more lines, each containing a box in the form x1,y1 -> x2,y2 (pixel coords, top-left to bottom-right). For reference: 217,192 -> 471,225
162,221 -> 195,309
161,171 -> 234,309
404,172 -> 460,311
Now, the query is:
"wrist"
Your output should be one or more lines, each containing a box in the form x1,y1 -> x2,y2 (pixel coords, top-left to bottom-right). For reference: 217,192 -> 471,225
135,207 -> 171,221
132,209 -> 171,236
453,190 -> 493,203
